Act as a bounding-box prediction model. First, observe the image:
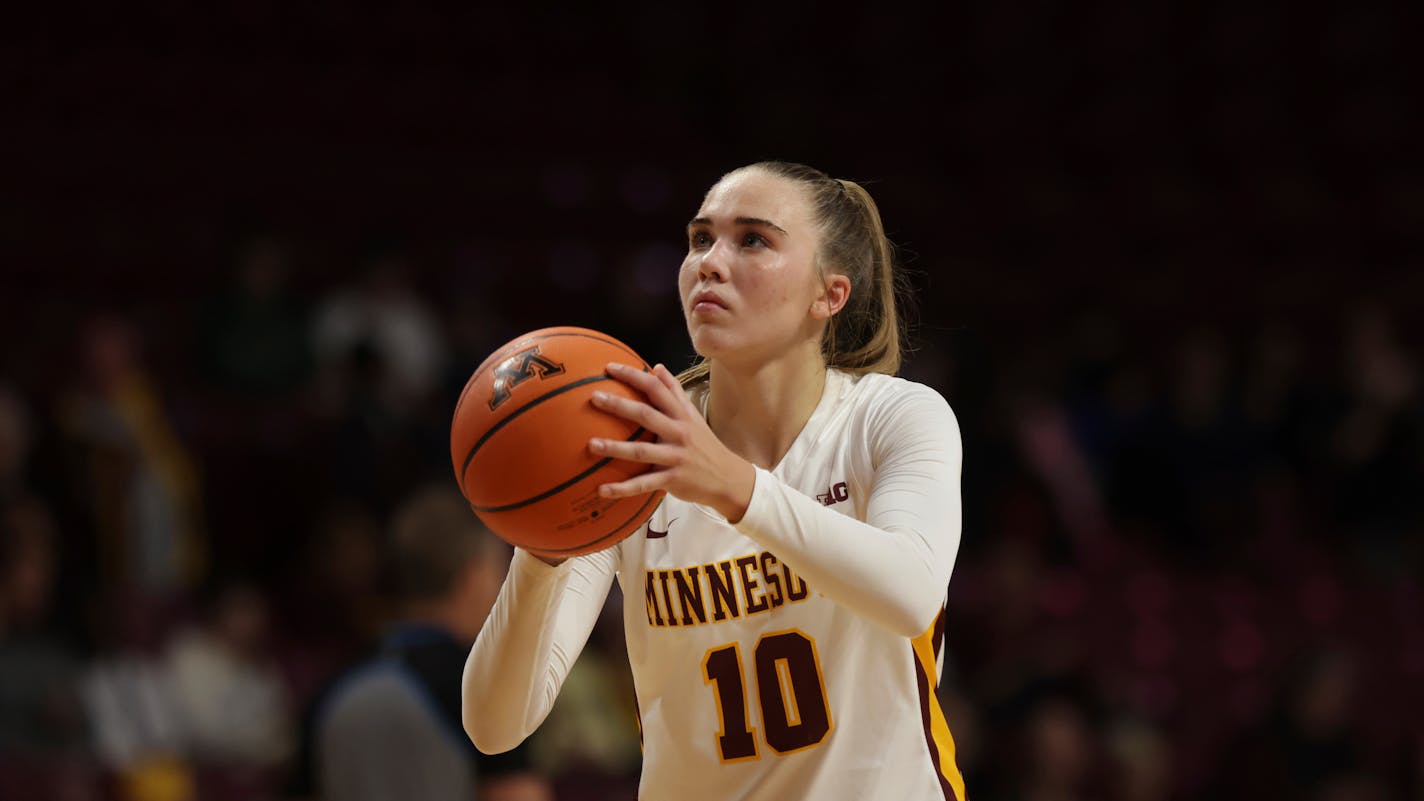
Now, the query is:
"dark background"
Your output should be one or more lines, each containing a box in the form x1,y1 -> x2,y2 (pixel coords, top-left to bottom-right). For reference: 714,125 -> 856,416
2,3 -> 1422,800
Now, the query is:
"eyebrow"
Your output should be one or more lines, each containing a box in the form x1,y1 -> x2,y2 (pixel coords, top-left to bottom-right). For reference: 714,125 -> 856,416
687,216 -> 789,235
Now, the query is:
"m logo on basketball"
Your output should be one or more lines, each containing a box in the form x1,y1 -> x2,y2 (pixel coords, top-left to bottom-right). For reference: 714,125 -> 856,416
488,346 -> 566,410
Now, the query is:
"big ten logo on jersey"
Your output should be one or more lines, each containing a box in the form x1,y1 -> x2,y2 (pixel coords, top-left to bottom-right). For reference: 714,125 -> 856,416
488,346 -> 565,410
643,551 -> 810,628
816,481 -> 848,507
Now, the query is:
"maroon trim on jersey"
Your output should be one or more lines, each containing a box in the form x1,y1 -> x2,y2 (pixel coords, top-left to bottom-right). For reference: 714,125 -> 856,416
914,655 -> 959,801
932,604 -> 946,662
634,694 -> 643,748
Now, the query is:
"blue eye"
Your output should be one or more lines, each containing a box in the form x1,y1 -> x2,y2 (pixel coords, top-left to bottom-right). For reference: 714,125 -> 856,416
689,231 -> 711,249
742,233 -> 767,248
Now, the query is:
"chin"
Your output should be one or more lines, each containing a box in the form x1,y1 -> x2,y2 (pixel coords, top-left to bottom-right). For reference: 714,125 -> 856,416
689,328 -> 738,361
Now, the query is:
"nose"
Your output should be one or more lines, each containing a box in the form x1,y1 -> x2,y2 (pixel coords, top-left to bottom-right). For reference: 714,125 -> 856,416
698,239 -> 730,283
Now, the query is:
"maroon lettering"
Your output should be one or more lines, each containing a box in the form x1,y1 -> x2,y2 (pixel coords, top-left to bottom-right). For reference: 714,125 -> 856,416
674,566 -> 707,626
644,571 -> 663,626
755,632 -> 831,753
784,564 -> 809,601
706,560 -> 739,622
760,552 -> 785,608
737,555 -> 769,614
659,571 -> 677,627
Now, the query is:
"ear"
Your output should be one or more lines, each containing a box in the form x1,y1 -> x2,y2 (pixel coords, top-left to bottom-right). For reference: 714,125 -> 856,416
811,273 -> 852,320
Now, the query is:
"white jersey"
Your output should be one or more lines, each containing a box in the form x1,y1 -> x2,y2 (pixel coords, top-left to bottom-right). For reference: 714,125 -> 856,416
464,369 -> 967,801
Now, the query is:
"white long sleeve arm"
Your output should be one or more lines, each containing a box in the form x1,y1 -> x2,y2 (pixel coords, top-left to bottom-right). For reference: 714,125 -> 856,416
461,547 -> 616,754
731,386 -> 962,638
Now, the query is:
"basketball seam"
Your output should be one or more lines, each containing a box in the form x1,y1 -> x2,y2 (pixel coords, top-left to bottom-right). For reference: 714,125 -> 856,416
469,426 -> 651,513
460,331 -> 646,394
459,374 -> 612,482
526,490 -> 663,555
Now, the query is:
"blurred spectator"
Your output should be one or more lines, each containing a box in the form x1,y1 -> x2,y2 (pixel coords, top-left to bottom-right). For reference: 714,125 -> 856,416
196,236 -> 312,400
1329,306 -> 1423,572
82,582 -> 288,799
1152,330 -> 1255,558
311,246 -> 448,421
166,577 -> 293,767
303,486 -> 549,801
81,619 -> 187,792
0,385 -> 35,501
0,496 -> 87,756
1216,647 -> 1367,799
1106,717 -> 1173,801
1013,693 -> 1101,801
58,316 -> 205,597
1012,397 -> 1109,550
309,247 -> 451,510
277,499 -> 386,704
531,591 -> 642,798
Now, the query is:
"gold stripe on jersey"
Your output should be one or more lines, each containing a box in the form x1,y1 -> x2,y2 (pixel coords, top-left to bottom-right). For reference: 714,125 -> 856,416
912,621 -> 966,801
643,551 -> 811,628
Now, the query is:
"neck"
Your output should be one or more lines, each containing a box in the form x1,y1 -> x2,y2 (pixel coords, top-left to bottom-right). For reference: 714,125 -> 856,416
705,342 -> 828,470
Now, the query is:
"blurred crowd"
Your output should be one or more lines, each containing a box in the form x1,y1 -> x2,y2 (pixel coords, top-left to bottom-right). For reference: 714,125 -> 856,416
5,2 -> 1423,799
0,229 -> 1420,801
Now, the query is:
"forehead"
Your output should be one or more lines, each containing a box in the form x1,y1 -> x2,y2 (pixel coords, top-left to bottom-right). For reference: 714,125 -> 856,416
697,169 -> 816,231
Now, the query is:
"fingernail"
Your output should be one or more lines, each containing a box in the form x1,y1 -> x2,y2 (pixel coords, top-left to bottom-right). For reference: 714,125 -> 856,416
598,486 -> 612,497
589,438 -> 605,452
607,362 -> 623,372
592,391 -> 607,402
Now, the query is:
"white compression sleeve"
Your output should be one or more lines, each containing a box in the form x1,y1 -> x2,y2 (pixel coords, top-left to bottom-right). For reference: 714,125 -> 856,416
731,385 -> 962,638
461,546 -> 617,754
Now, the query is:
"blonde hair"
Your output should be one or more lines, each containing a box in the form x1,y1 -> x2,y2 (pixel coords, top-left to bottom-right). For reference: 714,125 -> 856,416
677,161 -> 905,387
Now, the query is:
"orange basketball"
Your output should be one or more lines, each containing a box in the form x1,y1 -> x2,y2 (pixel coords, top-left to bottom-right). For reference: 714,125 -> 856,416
450,326 -> 665,558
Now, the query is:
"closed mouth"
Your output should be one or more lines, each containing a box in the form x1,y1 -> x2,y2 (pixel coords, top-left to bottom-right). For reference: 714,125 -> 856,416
692,291 -> 727,310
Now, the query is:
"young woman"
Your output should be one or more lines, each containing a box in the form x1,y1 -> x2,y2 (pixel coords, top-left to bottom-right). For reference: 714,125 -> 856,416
463,161 -> 966,800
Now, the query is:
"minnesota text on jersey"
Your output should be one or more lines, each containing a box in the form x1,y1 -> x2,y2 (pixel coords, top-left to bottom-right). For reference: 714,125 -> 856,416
643,551 -> 811,627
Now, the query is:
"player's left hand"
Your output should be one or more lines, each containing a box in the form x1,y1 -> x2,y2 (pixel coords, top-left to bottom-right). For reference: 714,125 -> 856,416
589,362 -> 756,523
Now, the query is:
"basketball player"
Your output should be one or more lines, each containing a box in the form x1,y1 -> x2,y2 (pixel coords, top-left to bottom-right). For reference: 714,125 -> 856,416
463,162 -> 966,800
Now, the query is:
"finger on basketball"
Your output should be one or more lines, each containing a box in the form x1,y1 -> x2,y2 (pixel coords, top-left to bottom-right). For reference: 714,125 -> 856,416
589,437 -> 676,465
651,364 -> 695,413
653,363 -> 679,388
642,364 -> 690,417
607,362 -> 678,412
591,390 -> 673,432
599,473 -> 665,498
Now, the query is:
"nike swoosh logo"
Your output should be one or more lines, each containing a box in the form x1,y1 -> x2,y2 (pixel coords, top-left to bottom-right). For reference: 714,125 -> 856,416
647,518 -> 677,539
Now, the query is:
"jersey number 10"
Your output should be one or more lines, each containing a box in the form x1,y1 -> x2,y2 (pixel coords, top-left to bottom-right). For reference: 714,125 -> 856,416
702,630 -> 832,761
